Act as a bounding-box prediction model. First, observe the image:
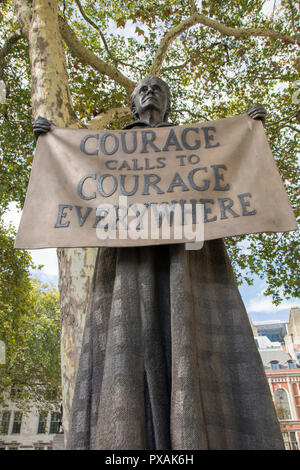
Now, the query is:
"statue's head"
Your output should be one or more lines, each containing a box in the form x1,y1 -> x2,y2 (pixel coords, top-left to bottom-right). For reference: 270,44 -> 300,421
130,76 -> 171,122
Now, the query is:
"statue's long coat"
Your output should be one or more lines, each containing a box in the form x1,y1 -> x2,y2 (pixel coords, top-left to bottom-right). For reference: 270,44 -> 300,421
67,122 -> 284,450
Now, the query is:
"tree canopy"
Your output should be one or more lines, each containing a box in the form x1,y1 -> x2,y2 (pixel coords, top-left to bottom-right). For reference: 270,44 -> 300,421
0,221 -> 60,410
0,0 -> 299,305
0,277 -> 61,411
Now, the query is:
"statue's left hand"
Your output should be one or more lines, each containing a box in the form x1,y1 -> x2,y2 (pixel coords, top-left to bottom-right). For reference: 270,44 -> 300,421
244,104 -> 267,126
33,116 -> 56,141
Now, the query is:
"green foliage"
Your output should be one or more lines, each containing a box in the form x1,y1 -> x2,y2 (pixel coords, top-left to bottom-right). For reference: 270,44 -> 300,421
0,221 -> 34,319
0,2 -> 33,211
0,0 -> 299,305
0,222 -> 60,410
0,278 -> 61,411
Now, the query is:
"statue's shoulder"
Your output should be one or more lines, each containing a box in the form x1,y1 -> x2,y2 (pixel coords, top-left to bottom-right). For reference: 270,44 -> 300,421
123,120 -> 175,130
123,120 -> 149,130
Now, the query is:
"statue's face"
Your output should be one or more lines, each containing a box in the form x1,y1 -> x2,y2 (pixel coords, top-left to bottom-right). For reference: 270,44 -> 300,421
133,77 -> 168,118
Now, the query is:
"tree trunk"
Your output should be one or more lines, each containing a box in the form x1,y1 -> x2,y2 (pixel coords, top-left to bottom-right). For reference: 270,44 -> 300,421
15,0 -> 97,442
57,247 -> 97,440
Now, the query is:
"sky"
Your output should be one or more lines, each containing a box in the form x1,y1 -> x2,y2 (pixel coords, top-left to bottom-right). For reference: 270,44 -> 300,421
3,201 -> 299,324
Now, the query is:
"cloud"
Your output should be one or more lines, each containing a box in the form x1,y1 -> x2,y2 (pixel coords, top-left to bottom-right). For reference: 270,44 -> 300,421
247,290 -> 299,313
29,249 -> 58,277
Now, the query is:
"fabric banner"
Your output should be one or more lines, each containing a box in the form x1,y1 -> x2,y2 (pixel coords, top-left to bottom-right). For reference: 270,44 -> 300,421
15,114 -> 297,249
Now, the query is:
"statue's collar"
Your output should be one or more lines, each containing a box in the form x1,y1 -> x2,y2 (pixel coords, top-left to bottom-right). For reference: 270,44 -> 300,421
123,120 -> 174,129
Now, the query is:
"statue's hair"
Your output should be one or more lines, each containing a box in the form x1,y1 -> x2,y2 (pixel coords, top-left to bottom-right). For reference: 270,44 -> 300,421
130,76 -> 171,122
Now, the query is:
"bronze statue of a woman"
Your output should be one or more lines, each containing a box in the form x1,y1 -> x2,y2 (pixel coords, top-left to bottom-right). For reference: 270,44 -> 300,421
34,77 -> 284,450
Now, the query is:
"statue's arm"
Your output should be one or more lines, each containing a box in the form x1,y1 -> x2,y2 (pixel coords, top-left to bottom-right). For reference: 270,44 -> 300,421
32,116 -> 56,141
244,104 -> 267,126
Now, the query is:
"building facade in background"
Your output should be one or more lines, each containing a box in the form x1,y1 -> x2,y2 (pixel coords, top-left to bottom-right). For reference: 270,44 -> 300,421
0,402 -> 60,450
254,307 -> 300,450
266,368 -> 300,450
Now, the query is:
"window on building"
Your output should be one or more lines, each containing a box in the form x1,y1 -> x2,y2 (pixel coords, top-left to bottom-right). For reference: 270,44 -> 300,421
0,411 -> 11,435
11,412 -> 22,434
287,361 -> 296,369
283,431 -> 299,450
37,411 -> 48,434
274,388 -> 291,420
271,361 -> 279,370
290,432 -> 299,450
49,412 -> 60,434
8,446 -> 18,450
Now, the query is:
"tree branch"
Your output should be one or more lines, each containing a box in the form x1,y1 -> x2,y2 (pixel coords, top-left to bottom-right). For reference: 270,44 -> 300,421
0,31 -> 23,62
161,60 -> 189,72
149,12 -> 299,76
0,30 -> 23,79
288,0 -> 298,36
74,0 -> 118,65
86,106 -> 132,129
58,15 -> 135,95
282,124 -> 300,134
14,0 -> 32,39
74,0 -> 143,73
266,111 -> 299,127
170,108 -> 209,121
189,0 -> 198,15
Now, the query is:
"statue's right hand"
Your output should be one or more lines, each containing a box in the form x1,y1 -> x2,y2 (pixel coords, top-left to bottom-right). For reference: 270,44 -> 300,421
33,116 -> 55,141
